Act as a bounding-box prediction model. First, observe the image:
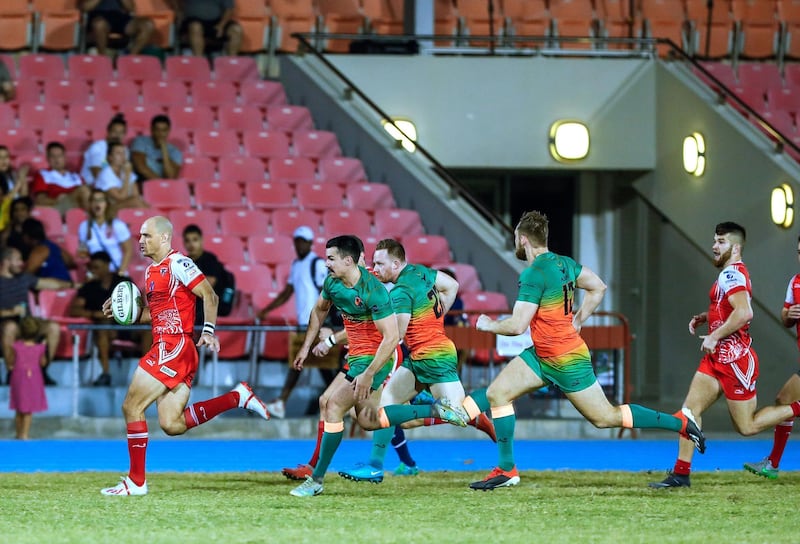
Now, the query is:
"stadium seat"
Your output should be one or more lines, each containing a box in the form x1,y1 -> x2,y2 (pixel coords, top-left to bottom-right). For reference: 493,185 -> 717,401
68,54 -> 113,82
166,127 -> 192,153
126,105 -> 166,133
247,234 -> 296,266
229,263 -> 274,295
133,0 -> 175,49
244,181 -> 295,210
549,0 -> 599,50
695,61 -> 737,91
142,80 -> 188,108
321,209 -> 371,238
0,103 -> 15,129
598,0 -> 638,49
20,102 -> 65,130
41,127 -> 89,154
296,183 -> 345,210
214,56 -> 260,83
191,81 -> 238,108
269,0 -> 320,53
272,261 -> 291,285
502,0 -> 551,47
461,290 -> 510,313
63,207 -> 85,234
317,157 -> 367,184
292,130 -> 342,160
757,109 -> 795,138
317,0 -> 367,52
14,78 -> 43,104
19,53 -> 65,82
431,262 -> 483,293
35,10 -> 82,52
270,209 -> 321,236
434,0 -> 459,46
361,0 -> 404,35
243,130 -> 291,159
401,235 -> 451,265
732,84 -> 767,112
31,206 -> 64,237
240,80 -> 287,108
733,0 -> 779,59
768,86 -> 800,113
142,179 -> 191,210
220,209 -> 270,239
92,79 -> 140,111
165,55 -> 212,83
167,105 -> 215,133
738,62 -> 783,93
641,0 -> 688,54
168,208 -> 220,237
373,209 -> 424,237
685,0 -> 734,58
457,0 -> 504,48
14,153 -> 48,171
36,288 -> 76,318
219,156 -> 265,184
43,79 -> 90,106
218,105 -> 265,133
231,0 -> 271,54
267,105 -> 315,134
215,292 -> 254,360
255,290 -> 296,360
780,0 -> 800,59
268,157 -> 316,184
178,155 -> 216,184
345,182 -> 396,210
2,129 -> 39,155
194,130 -> 241,159
116,55 -> 163,82
193,180 -> 245,210
0,11 -> 33,52
67,103 -> 113,136
204,235 -> 247,266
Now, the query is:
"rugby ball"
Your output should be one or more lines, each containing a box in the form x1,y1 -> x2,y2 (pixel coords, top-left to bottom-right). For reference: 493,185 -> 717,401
111,281 -> 143,325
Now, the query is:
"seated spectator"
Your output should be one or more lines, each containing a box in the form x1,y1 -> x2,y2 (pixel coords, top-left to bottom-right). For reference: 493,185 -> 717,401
182,224 -> 224,324
31,142 -> 90,215
0,146 -> 29,235
0,57 -> 14,103
21,218 -> 74,282
69,251 -> 148,386
0,246 -> 73,386
80,0 -> 155,56
77,189 -> 133,276
131,115 -> 183,181
169,0 -> 243,57
81,114 -> 128,186
94,142 -> 147,209
0,196 -> 33,257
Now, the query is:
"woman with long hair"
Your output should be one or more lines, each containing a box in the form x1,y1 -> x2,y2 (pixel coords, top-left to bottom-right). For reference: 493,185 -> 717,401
77,188 -> 133,276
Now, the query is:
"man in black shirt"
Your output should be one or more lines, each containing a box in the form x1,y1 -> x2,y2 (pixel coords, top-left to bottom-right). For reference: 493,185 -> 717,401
182,224 -> 224,326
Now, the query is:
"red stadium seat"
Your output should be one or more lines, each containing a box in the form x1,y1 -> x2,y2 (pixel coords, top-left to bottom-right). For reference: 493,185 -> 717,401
214,56 -> 260,83
179,155 -> 217,183
167,105 -> 215,133
19,53 -> 65,82
218,105 -> 265,133
165,55 -> 212,83
768,86 -> 800,113
193,180 -> 244,210
92,79 -> 140,111
215,292 -> 254,360
268,157 -> 316,184
243,130 -> 291,159
757,109 -> 795,137
374,208 -> 424,237
431,262 -> 482,293
292,130 -> 341,160
270,209 -> 321,236
345,182 -> 396,210
695,61 -> 737,91
321,209 -> 371,238
255,290 -> 296,360
0,103 -> 15,129
220,208 -> 270,238
401,235 -> 451,265
116,55 -> 163,82
244,181 -> 295,210
31,206 -> 63,237
204,235 -> 247,266
68,54 -> 113,82
64,207 -> 85,234
117,207 -> 151,231
247,234 -> 296,266
141,80 -> 188,108
240,80 -> 287,108
267,105 -> 314,134
142,179 -> 191,210
20,102 -> 65,131
738,62 -> 783,93
43,79 -> 90,106
194,130 -> 241,159
126,105 -> 164,133
41,128 -> 89,154
68,103 -> 113,135
14,154 -> 48,172
229,263 -> 274,295
37,288 -> 76,318
14,79 -> 42,104
191,81 -> 238,108
168,208 -> 219,237
296,183 -> 345,210
3,129 -> 39,155
317,157 -> 367,184
219,156 -> 265,184
461,290 -> 510,313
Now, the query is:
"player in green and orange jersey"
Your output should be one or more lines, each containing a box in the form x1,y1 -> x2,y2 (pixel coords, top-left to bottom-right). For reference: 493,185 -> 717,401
459,210 -> 707,490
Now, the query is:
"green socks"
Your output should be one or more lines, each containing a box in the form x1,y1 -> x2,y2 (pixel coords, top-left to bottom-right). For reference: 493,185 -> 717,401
382,404 -> 431,426
312,430 -> 344,481
494,413 -> 516,471
369,427 -> 394,469
628,404 -> 682,432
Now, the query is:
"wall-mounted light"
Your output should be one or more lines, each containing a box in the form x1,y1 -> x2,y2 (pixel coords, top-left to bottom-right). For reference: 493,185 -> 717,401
548,120 -> 589,162
382,118 -> 417,152
683,132 -> 706,176
771,183 -> 794,228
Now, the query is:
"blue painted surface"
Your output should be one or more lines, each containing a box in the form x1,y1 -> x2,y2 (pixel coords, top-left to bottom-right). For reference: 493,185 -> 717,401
1,439 -> 798,473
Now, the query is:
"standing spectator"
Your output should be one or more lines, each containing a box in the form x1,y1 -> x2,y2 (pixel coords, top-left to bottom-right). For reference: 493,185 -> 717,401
0,246 -> 71,386
31,142 -> 90,215
131,115 -> 183,182
0,146 -> 29,236
21,218 -> 74,282
77,189 -> 133,276
94,143 -> 147,209
0,57 -> 15,103
169,0 -> 243,57
81,0 -> 155,56
257,225 -> 332,419
81,114 -> 128,186
8,316 -> 48,439
0,196 -> 33,256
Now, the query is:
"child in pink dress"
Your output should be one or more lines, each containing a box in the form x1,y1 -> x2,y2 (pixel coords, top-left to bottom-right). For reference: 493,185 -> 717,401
9,316 -> 48,439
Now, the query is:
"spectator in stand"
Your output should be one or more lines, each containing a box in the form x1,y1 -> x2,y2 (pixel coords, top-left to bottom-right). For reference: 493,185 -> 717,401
169,0 -> 243,57
21,218 -> 74,282
94,143 -> 147,209
31,142 -> 90,215
80,0 -> 155,56
77,189 -> 133,276
0,246 -> 72,386
182,224 -> 223,325
0,196 -> 33,256
439,267 -> 468,327
0,146 -> 29,236
8,316 -> 48,439
81,114 -> 128,186
0,57 -> 15,103
131,115 -> 182,182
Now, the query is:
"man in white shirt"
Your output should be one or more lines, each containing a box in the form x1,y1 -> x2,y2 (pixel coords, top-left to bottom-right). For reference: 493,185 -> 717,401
31,142 -> 90,214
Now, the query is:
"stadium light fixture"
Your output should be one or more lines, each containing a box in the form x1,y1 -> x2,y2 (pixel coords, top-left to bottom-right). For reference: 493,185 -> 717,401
771,183 -> 794,229
682,132 -> 706,176
382,118 -> 417,153
548,120 -> 590,162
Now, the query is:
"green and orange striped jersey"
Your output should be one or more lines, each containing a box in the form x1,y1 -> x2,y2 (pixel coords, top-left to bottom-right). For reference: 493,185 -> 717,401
518,252 -> 585,358
391,264 -> 456,362
322,266 -> 394,357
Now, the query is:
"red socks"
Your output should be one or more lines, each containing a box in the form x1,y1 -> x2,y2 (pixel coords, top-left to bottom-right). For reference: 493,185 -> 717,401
672,459 -> 691,476
423,417 -> 446,426
769,419 -> 794,468
184,391 -> 239,430
127,421 -> 148,486
790,401 -> 800,418
308,420 -> 324,467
